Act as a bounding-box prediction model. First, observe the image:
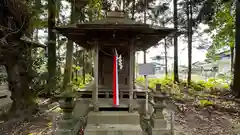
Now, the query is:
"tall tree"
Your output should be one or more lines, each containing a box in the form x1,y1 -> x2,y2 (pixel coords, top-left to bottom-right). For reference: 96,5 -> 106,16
187,0 -> 193,85
0,0 -> 42,112
204,1 -> 235,73
47,0 -> 57,92
63,0 -> 76,90
149,2 -> 171,77
233,0 -> 240,97
173,0 -> 179,83
164,38 -> 168,77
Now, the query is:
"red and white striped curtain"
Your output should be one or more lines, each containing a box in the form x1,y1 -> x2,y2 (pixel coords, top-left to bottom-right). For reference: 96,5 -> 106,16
113,50 -> 119,106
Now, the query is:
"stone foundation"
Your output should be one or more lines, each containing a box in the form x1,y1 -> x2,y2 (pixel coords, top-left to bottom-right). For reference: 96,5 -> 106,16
84,124 -> 145,135
55,117 -> 81,135
87,111 -> 140,125
85,111 -> 144,135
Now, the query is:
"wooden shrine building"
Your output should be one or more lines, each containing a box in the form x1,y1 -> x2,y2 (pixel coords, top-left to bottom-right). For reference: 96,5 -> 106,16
55,10 -> 175,135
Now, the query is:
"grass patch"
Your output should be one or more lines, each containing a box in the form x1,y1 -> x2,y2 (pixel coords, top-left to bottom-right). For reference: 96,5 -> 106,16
136,76 -> 231,107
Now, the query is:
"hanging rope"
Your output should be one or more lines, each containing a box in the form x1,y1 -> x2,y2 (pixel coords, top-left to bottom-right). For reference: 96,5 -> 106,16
99,47 -> 124,70
99,47 -> 124,57
99,48 -> 113,56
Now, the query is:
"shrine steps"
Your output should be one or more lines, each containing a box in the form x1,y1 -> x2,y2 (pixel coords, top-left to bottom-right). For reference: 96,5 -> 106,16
84,111 -> 144,135
84,124 -> 143,135
87,111 -> 140,125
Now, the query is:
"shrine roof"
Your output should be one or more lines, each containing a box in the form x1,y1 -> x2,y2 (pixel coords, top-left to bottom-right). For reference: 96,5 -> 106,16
55,11 -> 176,50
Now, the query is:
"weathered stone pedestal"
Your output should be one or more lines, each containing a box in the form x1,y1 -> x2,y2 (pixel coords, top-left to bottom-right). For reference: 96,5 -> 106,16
151,103 -> 171,135
55,96 -> 81,135
55,118 -> 81,135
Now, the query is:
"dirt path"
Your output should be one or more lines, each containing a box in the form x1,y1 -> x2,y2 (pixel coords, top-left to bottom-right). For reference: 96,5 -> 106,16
0,90 -> 240,135
163,90 -> 240,135
0,99 -> 59,135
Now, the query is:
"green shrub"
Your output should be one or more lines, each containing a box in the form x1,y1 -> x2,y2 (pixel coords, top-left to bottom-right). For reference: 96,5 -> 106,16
136,76 -> 230,94
72,74 -> 92,89
189,77 -> 230,91
136,76 -> 181,95
198,99 -> 213,108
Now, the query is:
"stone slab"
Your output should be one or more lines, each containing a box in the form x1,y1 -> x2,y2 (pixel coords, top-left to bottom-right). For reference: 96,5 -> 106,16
89,98 -> 139,109
152,119 -> 167,128
55,129 -> 73,135
73,98 -> 90,117
233,124 -> 240,135
55,119 -> 81,135
151,128 -> 171,135
57,119 -> 77,129
87,111 -> 140,125
84,124 -> 144,135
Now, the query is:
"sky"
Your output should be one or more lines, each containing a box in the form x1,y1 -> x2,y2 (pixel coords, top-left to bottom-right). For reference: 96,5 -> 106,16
135,0 -> 213,66
136,23 -> 212,66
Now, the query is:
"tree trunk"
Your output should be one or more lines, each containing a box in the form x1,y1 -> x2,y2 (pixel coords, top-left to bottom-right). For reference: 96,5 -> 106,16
233,0 -> 240,97
5,58 -> 36,113
5,61 -> 22,112
164,38 -> 168,77
82,51 -> 86,84
230,46 -> 234,73
173,0 -> 179,83
131,0 -> 135,19
19,55 -> 37,110
47,0 -> 57,92
63,0 -> 76,90
187,0 -> 193,85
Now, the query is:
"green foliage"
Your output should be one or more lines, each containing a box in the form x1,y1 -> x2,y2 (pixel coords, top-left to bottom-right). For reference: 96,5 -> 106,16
206,1 -> 235,60
198,99 -> 214,107
72,74 -> 92,89
136,75 -> 181,95
189,77 -> 230,91
88,0 -> 102,20
137,76 -> 230,95
72,65 -> 81,71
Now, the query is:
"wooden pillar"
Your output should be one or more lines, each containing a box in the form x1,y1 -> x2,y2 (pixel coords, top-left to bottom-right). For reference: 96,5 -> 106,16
93,42 -> 99,111
129,39 -> 134,112
133,47 -> 136,89
143,50 -> 147,88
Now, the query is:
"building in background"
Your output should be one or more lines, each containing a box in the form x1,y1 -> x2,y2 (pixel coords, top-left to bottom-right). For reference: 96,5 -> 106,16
150,55 -> 173,73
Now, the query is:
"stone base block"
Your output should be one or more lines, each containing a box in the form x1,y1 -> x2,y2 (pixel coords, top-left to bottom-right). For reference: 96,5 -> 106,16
55,119 -> 81,135
87,111 -> 140,125
152,119 -> 167,128
57,119 -> 77,129
55,129 -> 73,135
73,98 -> 90,117
152,128 -> 171,135
233,124 -> 240,135
84,124 -> 145,135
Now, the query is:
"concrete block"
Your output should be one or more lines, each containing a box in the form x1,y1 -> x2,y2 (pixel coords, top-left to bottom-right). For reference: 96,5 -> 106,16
87,111 -> 140,125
